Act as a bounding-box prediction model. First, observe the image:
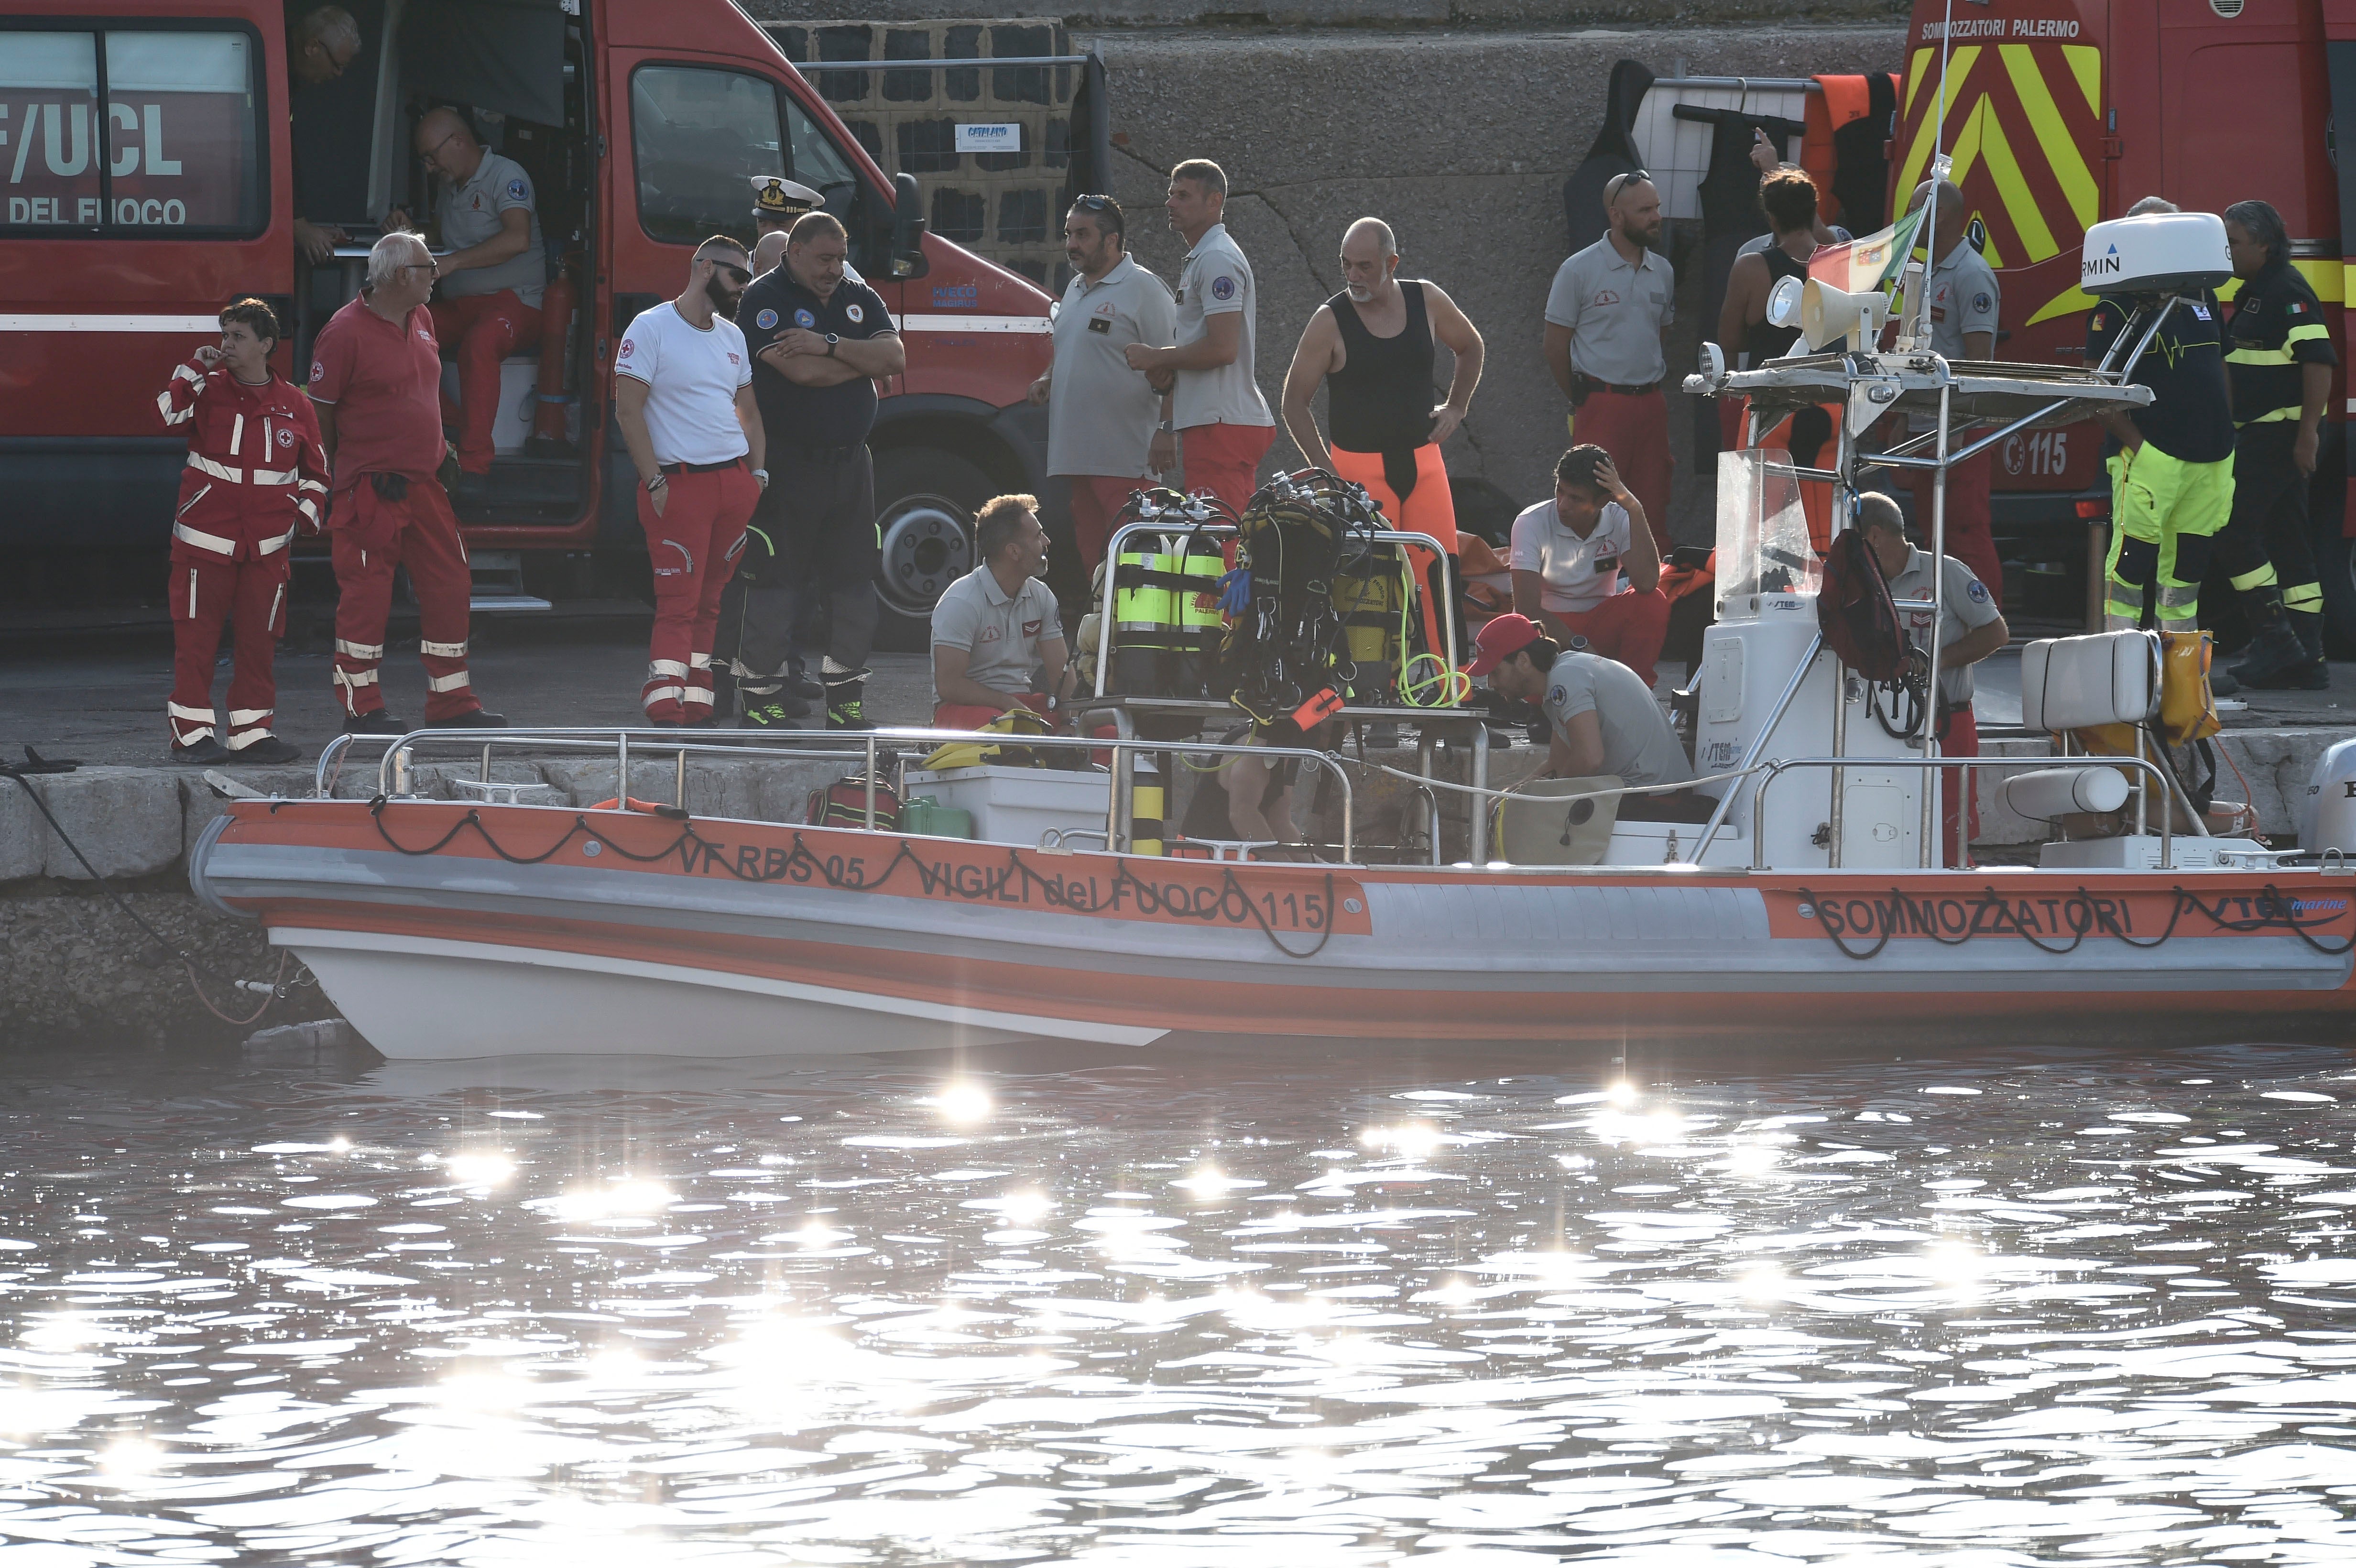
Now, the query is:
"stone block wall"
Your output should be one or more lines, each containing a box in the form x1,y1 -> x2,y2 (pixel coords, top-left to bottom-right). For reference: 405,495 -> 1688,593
767,19 -> 1082,290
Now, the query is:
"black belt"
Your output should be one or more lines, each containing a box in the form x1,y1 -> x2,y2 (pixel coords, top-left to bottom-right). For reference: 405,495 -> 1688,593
1573,372 -> 1663,398
659,457 -> 745,475
776,442 -> 865,463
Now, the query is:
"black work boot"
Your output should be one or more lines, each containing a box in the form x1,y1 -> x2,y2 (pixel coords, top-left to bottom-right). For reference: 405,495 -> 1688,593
2291,605 -> 2330,666
824,669 -> 874,731
2237,590 -> 2328,689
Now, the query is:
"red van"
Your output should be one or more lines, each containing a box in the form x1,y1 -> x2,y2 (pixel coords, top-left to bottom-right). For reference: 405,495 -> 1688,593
0,0 -> 1053,641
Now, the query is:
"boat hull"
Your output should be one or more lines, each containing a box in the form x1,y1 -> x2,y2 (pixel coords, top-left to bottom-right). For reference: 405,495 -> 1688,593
189,800 -> 2356,1058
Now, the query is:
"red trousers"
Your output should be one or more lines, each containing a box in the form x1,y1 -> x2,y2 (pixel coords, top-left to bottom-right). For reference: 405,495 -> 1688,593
429,292 -> 542,476
1550,588 -> 1672,687
934,693 -> 1047,730
638,463 -> 758,722
329,478 -> 482,721
1570,387 -> 1673,551
1067,474 -> 1147,576
1908,446 -> 2002,609
1180,422 -> 1274,518
167,548 -> 290,749
1937,706 -> 1981,867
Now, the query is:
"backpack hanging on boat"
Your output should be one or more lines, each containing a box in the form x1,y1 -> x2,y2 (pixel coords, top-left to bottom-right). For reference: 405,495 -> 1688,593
807,773 -> 901,830
1817,526 -> 1913,681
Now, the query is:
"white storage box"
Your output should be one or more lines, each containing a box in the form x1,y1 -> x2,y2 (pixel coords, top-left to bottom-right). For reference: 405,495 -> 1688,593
901,764 -> 1110,848
438,358 -> 545,455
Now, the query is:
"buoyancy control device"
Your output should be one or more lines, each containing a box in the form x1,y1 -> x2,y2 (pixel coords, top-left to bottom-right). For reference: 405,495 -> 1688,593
1222,470 -> 1384,734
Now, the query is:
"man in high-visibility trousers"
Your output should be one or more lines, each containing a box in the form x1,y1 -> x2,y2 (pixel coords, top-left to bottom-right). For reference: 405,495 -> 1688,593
2085,200 -> 2236,670
2219,197 -> 2334,689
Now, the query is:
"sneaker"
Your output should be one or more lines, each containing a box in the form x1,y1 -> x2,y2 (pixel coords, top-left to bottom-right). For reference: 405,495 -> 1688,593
440,708 -> 508,729
225,735 -> 303,765
170,736 -> 232,765
826,697 -> 874,732
742,700 -> 810,730
343,710 -> 408,736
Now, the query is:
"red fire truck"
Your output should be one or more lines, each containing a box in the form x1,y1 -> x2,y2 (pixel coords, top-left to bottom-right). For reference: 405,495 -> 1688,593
1885,0 -> 2356,641
0,0 -> 1055,642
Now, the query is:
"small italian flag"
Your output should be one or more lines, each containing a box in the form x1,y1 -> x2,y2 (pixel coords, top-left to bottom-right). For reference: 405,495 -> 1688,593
1807,202 -> 1930,294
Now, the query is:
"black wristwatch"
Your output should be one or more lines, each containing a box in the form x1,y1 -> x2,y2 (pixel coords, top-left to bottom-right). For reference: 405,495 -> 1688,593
824,333 -> 840,358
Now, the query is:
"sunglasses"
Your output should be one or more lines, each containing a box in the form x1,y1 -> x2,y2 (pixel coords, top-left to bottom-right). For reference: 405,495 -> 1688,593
711,261 -> 752,285
1070,194 -> 1115,211
1605,170 -> 1654,203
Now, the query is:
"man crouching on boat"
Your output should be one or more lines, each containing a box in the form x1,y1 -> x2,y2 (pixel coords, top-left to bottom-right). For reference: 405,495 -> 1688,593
1468,612 -> 1711,823
931,493 -> 1079,730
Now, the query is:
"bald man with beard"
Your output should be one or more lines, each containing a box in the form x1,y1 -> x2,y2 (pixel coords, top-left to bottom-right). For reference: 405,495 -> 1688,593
1280,216 -> 1484,669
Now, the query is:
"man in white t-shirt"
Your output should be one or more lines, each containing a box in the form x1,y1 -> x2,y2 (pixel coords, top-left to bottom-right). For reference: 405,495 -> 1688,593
612,235 -> 765,725
1507,444 -> 1669,686
1123,159 -> 1276,519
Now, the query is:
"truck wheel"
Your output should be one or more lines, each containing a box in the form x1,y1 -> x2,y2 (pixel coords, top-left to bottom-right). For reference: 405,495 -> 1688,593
873,447 -> 988,653
2317,526 -> 2356,659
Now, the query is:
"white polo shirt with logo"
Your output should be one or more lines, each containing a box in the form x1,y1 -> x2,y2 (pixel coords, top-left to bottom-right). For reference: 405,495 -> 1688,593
931,566 -> 1065,697
1172,222 -> 1275,430
1508,498 -> 1634,615
613,302 -> 752,467
1049,254 -> 1177,478
1543,234 -> 1675,386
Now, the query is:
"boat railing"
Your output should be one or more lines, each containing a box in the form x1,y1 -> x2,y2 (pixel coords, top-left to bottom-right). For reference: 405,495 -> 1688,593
316,725 -> 1356,863
1750,754 -> 2182,871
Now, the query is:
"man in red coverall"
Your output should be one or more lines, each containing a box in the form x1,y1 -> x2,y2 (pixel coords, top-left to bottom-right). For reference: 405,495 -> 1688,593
157,298 -> 328,764
308,231 -> 504,734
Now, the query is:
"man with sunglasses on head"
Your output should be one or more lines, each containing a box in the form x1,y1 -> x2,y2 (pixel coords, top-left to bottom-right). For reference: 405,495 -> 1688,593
1543,169 -> 1676,549
727,212 -> 906,730
385,107 -> 546,512
309,232 -> 503,734
1031,194 -> 1176,574
613,237 -> 765,726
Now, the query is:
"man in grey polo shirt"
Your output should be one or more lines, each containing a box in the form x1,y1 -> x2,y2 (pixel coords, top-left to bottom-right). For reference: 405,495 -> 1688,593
931,494 -> 1074,728
1468,612 -> 1703,820
1543,171 -> 1676,547
1124,159 -> 1277,519
1898,178 -> 2005,605
387,107 -> 547,508
1031,195 -> 1177,575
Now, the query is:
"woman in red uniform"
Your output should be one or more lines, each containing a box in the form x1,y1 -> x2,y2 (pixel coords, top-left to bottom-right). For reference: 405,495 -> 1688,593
157,299 -> 327,764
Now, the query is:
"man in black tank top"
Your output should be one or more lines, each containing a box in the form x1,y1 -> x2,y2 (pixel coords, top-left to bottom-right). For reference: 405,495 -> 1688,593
1280,218 -> 1486,665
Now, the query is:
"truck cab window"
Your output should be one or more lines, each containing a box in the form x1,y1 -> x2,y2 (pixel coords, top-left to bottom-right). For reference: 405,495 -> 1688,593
4,33 -> 101,228
631,64 -> 784,245
1,27 -> 261,234
105,32 -> 261,231
782,96 -> 858,207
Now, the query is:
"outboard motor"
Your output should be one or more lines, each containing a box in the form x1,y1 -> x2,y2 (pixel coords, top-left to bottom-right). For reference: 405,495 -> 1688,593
2302,736 -> 2356,854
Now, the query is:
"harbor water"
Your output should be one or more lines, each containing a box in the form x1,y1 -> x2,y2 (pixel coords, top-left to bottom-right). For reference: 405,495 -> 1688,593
2,1035 -> 2355,1564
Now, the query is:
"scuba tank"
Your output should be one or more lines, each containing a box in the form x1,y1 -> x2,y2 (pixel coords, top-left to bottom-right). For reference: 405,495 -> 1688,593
1331,549 -> 1409,706
1110,489 -> 1238,697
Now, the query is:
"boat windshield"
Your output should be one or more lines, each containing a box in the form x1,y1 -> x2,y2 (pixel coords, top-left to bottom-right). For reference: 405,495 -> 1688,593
1715,446 -> 1818,615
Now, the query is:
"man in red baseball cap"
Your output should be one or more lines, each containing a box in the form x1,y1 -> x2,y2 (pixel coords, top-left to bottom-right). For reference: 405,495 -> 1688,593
1468,613 -> 1704,819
